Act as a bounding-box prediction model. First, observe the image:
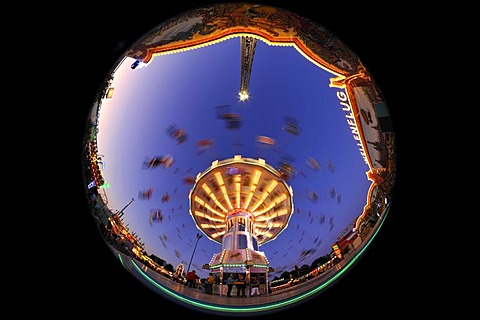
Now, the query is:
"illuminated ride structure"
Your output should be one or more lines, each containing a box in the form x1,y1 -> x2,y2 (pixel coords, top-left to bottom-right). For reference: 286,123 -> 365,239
188,155 -> 294,291
238,36 -> 257,101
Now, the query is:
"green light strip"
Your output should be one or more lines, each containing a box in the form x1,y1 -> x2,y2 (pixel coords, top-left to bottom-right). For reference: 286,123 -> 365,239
113,203 -> 391,314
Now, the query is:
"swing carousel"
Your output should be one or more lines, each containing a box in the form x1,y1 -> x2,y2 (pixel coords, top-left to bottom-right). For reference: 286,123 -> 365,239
189,155 -> 294,295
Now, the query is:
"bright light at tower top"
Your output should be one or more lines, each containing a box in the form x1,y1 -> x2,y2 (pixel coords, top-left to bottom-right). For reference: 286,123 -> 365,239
239,90 -> 249,101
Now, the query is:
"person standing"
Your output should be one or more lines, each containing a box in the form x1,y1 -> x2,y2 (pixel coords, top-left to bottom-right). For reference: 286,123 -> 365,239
226,274 -> 235,297
250,277 -> 260,296
236,273 -> 246,297
186,270 -> 199,288
206,272 -> 215,294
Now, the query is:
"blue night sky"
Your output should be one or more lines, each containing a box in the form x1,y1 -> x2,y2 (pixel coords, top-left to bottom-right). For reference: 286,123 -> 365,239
96,36 -> 371,279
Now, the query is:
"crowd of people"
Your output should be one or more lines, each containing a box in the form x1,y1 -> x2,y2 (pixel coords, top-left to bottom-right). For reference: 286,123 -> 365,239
226,273 -> 247,297
226,273 -> 267,297
185,271 -> 270,297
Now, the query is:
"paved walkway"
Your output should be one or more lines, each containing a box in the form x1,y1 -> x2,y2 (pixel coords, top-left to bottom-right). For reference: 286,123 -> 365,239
110,247 -> 342,308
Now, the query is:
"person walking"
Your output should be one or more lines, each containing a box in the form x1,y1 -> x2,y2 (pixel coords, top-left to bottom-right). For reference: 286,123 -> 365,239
226,274 -> 235,297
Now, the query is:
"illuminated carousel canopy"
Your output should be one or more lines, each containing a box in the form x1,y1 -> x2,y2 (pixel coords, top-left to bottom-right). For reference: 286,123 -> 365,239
189,155 -> 294,245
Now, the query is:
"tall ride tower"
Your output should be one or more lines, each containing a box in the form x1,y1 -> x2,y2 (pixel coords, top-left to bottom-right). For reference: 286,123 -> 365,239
239,36 -> 257,101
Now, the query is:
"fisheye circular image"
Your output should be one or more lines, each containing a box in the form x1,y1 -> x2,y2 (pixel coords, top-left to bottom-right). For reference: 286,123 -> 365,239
81,2 -> 396,316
